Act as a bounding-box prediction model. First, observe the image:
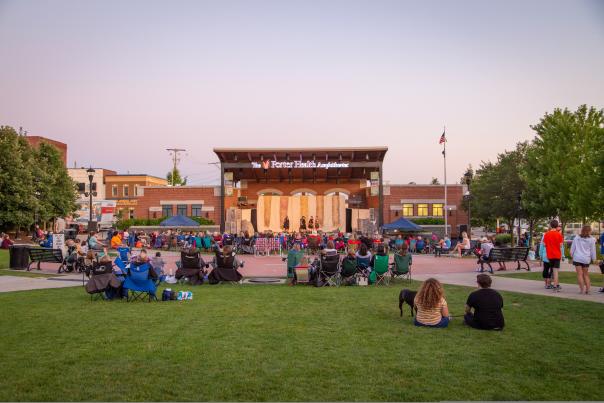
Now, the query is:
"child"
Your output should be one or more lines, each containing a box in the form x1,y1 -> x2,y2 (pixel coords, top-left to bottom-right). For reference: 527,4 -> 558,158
151,251 -> 166,277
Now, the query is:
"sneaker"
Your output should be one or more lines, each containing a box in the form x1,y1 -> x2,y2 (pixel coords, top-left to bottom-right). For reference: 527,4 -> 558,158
545,284 -> 553,289
553,285 -> 562,292
598,288 -> 604,293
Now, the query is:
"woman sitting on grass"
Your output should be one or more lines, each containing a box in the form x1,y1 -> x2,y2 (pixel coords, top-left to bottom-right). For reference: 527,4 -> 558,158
414,278 -> 450,328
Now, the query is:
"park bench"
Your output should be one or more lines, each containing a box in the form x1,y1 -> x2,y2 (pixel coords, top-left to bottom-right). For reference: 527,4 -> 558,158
27,248 -> 64,271
479,247 -> 530,273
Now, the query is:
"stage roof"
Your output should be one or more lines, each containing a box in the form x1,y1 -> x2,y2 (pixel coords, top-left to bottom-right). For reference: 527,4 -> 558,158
214,147 -> 388,182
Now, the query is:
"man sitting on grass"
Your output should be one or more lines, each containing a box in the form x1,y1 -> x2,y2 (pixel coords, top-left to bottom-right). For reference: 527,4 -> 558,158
464,274 -> 504,330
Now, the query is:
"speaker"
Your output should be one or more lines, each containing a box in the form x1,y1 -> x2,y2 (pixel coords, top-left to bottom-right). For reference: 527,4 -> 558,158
458,224 -> 468,236
251,209 -> 257,232
345,208 -> 352,233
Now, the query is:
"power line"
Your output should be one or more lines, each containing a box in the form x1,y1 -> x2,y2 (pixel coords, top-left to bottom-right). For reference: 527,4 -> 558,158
166,148 -> 186,186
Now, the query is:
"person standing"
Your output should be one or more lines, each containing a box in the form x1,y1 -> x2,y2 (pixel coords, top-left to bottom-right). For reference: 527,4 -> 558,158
299,216 -> 306,231
543,220 -> 564,292
283,216 -> 290,232
464,274 -> 504,330
570,225 -> 597,294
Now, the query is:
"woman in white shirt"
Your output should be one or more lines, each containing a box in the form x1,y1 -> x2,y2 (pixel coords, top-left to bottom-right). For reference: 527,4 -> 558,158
455,232 -> 471,257
570,225 -> 597,294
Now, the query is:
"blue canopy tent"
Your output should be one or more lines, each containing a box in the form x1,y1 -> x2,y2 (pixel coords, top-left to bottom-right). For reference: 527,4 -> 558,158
159,215 -> 200,227
382,217 -> 423,232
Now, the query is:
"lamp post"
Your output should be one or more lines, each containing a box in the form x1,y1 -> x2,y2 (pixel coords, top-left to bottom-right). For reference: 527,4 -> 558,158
516,192 -> 522,246
464,171 -> 472,240
84,167 -> 96,231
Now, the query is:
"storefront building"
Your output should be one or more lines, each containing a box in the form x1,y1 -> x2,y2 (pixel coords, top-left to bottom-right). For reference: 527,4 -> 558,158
104,174 -> 168,219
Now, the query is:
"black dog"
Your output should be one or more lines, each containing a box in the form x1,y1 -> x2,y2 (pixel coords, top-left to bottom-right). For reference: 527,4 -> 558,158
399,289 -> 417,317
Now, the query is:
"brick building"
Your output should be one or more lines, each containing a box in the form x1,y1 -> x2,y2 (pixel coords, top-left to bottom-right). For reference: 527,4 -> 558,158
135,186 -> 220,223
134,147 -> 469,237
25,135 -> 68,165
105,174 -> 167,219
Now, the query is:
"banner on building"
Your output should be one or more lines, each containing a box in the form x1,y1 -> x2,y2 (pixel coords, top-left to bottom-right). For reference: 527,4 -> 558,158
224,172 -> 234,196
370,171 -> 380,196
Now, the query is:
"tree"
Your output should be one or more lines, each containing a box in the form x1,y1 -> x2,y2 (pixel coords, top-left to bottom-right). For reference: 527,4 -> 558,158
166,167 -> 187,186
430,177 -> 440,185
33,142 -> 78,222
525,105 -> 604,225
0,126 -> 37,232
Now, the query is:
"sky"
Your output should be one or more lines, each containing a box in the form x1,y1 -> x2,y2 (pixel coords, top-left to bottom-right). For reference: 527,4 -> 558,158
1,0 -> 603,185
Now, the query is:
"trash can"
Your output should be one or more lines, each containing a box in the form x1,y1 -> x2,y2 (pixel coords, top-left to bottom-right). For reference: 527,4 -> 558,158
9,245 -> 30,269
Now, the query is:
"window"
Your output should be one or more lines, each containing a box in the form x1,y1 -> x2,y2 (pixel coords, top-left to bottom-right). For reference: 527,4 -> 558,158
191,204 -> 202,217
112,185 -> 118,197
135,185 -> 140,196
162,205 -> 173,217
77,183 -> 85,192
129,208 -> 135,219
123,185 -> 129,197
402,203 -> 414,216
432,203 -> 444,216
417,203 -> 429,216
177,204 -> 187,216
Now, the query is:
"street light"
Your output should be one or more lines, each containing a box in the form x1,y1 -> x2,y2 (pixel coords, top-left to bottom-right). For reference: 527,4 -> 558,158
464,171 -> 472,239
84,167 -> 97,231
516,191 -> 522,246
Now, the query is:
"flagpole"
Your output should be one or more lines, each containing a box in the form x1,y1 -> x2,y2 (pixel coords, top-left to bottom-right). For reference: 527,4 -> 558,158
443,126 -> 448,237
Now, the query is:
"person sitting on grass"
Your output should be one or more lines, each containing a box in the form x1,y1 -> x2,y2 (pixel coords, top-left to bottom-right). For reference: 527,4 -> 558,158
414,278 -> 450,328
464,274 -> 504,330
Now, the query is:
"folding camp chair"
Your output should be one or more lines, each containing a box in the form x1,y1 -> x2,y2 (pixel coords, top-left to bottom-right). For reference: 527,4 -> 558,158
85,261 -> 117,301
319,254 -> 340,287
123,262 -> 157,302
391,253 -> 412,282
339,257 -> 358,285
372,254 -> 390,286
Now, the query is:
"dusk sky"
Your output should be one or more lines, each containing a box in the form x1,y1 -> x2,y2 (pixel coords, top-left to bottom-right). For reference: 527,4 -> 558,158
1,0 -> 603,185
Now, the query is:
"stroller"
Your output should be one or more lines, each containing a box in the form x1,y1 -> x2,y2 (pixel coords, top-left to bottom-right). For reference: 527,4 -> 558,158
59,245 -> 84,274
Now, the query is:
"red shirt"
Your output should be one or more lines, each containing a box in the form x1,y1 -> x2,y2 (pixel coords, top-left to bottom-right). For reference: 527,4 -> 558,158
543,229 -> 563,260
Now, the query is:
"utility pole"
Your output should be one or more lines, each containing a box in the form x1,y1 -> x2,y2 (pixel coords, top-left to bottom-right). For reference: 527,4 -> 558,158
166,148 -> 186,186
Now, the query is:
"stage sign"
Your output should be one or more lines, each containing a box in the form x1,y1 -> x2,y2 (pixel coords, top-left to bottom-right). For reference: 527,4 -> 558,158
251,160 -> 349,169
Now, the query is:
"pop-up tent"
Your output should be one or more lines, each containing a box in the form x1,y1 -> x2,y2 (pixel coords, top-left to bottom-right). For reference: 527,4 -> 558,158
382,217 -> 423,232
159,215 -> 200,227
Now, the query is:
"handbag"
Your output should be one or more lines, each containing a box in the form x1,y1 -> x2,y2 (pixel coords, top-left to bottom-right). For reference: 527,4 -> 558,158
357,275 -> 368,286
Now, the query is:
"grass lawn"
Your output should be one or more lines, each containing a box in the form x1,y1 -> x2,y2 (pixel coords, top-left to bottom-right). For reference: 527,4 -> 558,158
0,269 -> 63,278
0,249 -> 8,269
0,283 -> 603,401
497,270 -> 604,287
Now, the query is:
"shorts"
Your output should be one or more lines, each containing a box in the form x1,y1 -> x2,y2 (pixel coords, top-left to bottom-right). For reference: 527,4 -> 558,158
548,259 -> 561,269
573,261 -> 589,269
542,262 -> 553,279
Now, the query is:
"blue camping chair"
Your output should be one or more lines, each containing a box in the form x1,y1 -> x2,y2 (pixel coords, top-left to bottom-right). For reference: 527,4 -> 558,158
123,262 -> 157,302
356,255 -> 371,272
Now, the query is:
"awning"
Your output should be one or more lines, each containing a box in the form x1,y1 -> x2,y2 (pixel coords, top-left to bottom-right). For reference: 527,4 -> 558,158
382,217 -> 423,232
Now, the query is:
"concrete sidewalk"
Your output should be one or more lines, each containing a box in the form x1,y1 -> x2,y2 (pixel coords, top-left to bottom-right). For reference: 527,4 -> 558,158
0,273 -> 83,293
413,272 -> 604,304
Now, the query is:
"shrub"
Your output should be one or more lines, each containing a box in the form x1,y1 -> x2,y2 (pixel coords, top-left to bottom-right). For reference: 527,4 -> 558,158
410,217 -> 445,225
116,216 -> 214,230
495,233 -> 512,245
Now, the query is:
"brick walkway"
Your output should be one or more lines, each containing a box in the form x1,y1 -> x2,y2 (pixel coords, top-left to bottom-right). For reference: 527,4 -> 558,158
2,254 -> 602,304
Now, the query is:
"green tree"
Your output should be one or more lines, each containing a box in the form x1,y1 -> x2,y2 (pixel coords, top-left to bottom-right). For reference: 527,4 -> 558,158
0,126 -> 37,232
33,142 -> 78,222
166,167 -> 187,186
525,105 -> 604,225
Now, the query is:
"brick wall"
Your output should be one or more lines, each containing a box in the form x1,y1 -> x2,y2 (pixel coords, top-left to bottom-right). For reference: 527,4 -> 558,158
25,136 -> 68,166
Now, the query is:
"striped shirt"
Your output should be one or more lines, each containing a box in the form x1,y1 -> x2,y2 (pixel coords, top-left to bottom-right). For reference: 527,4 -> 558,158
414,296 -> 447,326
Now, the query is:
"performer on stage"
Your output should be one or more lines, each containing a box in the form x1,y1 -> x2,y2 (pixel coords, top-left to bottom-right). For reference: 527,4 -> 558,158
308,216 -> 314,231
283,216 -> 290,232
300,216 -> 307,231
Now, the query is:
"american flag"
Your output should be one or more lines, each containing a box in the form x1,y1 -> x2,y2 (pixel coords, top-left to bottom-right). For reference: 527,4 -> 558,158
439,131 -> 446,144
